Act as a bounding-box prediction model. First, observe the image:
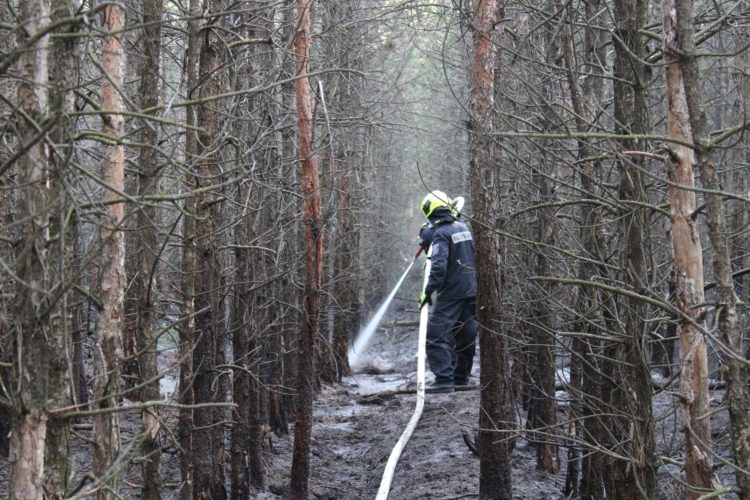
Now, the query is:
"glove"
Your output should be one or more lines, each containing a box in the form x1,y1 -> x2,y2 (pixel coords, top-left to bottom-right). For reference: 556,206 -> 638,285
419,292 -> 432,309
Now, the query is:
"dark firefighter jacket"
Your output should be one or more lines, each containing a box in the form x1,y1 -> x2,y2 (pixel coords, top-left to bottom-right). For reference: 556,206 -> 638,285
423,213 -> 477,301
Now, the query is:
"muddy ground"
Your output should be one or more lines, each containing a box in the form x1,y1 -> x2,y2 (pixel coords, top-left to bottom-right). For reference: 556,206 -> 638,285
260,299 -> 738,499
259,310 -> 563,499
0,298 -> 739,498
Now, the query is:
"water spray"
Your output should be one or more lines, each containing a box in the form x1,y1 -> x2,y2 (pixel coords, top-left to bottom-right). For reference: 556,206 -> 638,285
349,252 -> 420,368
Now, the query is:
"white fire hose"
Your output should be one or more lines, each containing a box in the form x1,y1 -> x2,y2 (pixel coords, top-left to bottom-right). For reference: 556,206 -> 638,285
375,245 -> 431,500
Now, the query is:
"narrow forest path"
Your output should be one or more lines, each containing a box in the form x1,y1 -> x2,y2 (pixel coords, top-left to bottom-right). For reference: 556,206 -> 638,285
264,300 -> 563,499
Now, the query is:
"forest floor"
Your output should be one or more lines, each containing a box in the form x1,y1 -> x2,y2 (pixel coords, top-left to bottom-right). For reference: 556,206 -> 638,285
259,298 -> 738,500
259,297 -> 564,500
0,298 -> 738,499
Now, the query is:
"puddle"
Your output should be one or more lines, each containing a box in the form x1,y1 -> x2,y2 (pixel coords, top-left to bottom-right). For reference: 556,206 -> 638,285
318,421 -> 355,432
345,372 -> 411,396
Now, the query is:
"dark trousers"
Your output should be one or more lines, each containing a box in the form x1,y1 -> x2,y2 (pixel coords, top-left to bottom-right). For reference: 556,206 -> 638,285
426,297 -> 476,383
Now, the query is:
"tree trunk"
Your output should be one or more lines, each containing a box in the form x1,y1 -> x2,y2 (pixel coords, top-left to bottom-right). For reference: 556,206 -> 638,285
289,0 -> 324,496
319,0 -> 346,384
178,0 -> 202,495
229,141 -> 264,494
610,1 -> 659,497
211,308 -> 228,497
0,0 -> 16,460
191,0 -> 226,494
243,8 -> 274,489
263,4 -> 294,437
331,162 -> 356,382
231,224 -> 250,498
675,2 -> 750,497
43,0 -> 78,492
93,3 -> 127,496
10,0 -> 51,494
737,28 -> 750,306
469,1 -> 513,498
523,3 -> 567,476
527,177 -> 558,475
123,203 -> 139,394
331,0 -> 362,382
268,286 -> 289,435
555,3 -> 610,496
71,212 -> 89,408
662,1 -> 718,496
228,49 -> 253,500
136,0 -> 164,493
652,274 -> 677,378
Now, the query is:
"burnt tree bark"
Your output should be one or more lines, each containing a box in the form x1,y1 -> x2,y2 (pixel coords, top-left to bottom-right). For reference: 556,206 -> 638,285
469,0 -> 513,498
609,0 -> 659,496
0,0 -> 16,461
522,2 -> 569,477
93,3 -> 127,496
245,9 -> 276,490
43,0 -> 78,492
136,0 -> 164,493
319,0 -> 353,383
556,4 -> 612,496
662,1 -> 718,496
70,212 -> 88,409
289,0 -> 324,496
191,0 -> 227,494
231,185 -> 253,498
229,13 -> 270,488
676,1 -> 750,496
178,0 -> 202,495
525,173 -> 558,475
331,159 -> 357,381
266,1 -> 295,438
10,0 -> 51,494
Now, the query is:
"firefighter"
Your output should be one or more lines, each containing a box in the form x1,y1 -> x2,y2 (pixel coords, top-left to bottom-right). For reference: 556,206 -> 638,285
418,191 -> 477,393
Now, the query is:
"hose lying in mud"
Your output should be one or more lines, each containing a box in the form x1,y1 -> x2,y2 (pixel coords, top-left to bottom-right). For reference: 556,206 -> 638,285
375,245 -> 431,500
